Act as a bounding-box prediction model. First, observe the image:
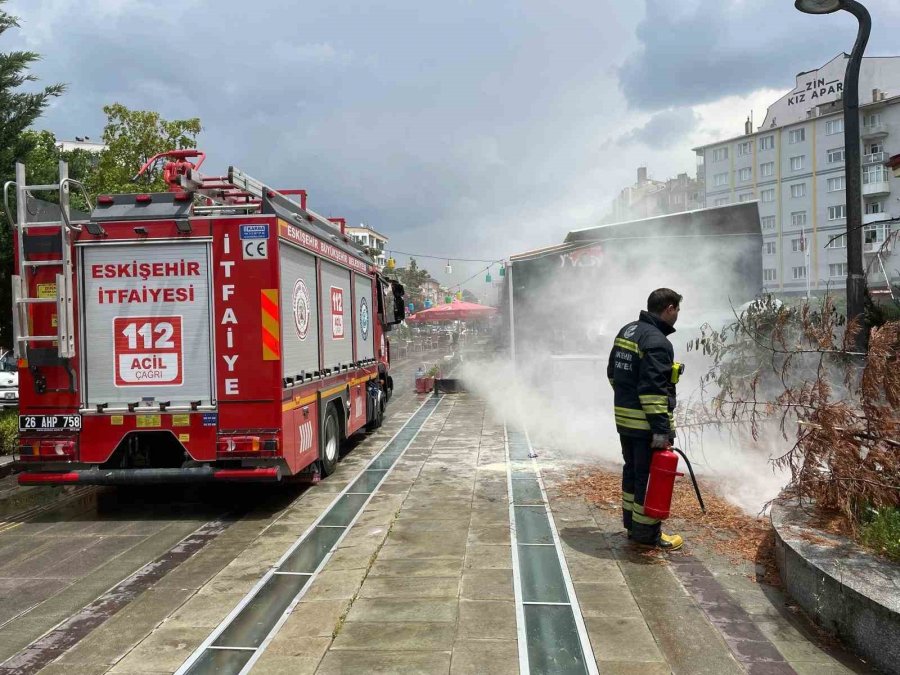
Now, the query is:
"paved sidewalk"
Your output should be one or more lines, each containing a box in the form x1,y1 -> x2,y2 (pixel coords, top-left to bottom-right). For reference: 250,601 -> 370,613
30,390 -> 873,674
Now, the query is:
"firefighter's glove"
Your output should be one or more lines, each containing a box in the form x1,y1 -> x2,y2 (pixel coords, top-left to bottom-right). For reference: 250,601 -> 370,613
651,434 -> 670,450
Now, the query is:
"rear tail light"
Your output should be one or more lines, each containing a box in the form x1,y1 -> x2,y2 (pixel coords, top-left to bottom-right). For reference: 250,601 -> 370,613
216,436 -> 278,457
19,439 -> 76,461
97,195 -> 114,205
135,194 -> 152,203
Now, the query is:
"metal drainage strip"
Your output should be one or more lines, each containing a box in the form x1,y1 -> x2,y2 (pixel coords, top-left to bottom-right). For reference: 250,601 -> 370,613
176,395 -> 444,675
505,425 -> 598,675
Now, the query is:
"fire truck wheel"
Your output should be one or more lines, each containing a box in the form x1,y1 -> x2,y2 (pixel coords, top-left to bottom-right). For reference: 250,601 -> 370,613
383,376 -> 393,402
319,406 -> 340,476
367,390 -> 385,431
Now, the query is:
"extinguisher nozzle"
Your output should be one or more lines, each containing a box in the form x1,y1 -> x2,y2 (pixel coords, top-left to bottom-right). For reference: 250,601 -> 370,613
671,447 -> 706,514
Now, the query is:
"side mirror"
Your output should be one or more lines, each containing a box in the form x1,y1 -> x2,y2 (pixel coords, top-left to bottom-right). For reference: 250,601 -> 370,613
392,281 -> 405,323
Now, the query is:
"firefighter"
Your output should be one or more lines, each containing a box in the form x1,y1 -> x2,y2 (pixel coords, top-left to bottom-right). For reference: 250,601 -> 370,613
607,288 -> 683,551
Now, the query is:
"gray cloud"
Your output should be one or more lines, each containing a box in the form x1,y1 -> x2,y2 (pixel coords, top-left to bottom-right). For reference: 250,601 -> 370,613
619,0 -> 900,111
614,107 -> 700,148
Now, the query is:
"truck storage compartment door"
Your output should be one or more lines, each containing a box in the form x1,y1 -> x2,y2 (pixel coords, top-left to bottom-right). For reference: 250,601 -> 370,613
354,274 -> 374,361
321,260 -> 353,370
280,243 -> 320,378
80,241 -> 214,409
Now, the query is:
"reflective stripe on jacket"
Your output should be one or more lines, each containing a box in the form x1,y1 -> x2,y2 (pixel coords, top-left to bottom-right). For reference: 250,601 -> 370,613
606,310 -> 676,437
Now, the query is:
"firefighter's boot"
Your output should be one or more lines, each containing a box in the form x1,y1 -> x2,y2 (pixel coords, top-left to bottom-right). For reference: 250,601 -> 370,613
634,531 -> 683,551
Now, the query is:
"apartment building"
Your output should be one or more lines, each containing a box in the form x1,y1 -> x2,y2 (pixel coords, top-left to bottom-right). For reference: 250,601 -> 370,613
345,223 -> 388,269
694,54 -> 900,294
603,167 -> 703,224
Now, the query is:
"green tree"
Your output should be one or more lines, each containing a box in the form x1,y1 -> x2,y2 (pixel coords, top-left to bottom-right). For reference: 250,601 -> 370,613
20,130 -> 96,211
461,289 -> 478,303
89,103 -> 201,195
388,258 -> 432,311
0,0 -> 65,348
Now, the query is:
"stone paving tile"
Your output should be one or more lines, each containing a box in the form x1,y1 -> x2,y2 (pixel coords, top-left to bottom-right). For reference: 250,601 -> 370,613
456,600 -> 517,640
584,616 -> 666,663
315,650 -> 452,674
460,568 -> 514,601
572,582 -> 643,617
108,626 -> 210,673
464,543 -> 512,569
368,557 -> 464,578
358,576 -> 461,599
270,599 -> 351,639
449,639 -> 519,675
348,598 -> 458,623
331,621 -> 456,651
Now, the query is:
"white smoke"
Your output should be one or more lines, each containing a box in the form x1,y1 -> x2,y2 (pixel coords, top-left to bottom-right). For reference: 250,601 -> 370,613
462,234 -> 790,515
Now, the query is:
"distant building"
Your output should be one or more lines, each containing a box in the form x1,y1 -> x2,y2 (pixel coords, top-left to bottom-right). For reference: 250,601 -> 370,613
345,223 -> 388,269
603,167 -> 702,224
56,138 -> 105,154
694,53 -> 900,295
421,277 -> 442,305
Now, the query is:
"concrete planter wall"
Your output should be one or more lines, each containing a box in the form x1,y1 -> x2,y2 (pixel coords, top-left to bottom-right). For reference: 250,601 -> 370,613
771,496 -> 900,674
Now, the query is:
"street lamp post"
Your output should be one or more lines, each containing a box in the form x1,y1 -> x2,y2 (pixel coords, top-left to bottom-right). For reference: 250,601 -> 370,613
795,0 -> 871,351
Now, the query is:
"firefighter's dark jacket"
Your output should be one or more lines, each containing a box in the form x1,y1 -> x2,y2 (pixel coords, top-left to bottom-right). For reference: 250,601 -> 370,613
607,310 -> 676,438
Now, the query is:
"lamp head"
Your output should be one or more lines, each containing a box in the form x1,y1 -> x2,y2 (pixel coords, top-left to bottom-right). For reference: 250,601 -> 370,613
794,0 -> 842,14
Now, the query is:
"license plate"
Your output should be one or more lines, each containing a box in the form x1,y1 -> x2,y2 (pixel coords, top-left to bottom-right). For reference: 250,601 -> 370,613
19,415 -> 82,432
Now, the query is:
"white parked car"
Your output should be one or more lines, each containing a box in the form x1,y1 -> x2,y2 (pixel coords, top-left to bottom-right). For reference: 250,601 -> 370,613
0,352 -> 18,408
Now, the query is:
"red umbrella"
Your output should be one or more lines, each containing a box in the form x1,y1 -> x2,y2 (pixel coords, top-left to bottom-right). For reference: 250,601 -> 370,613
406,300 -> 497,323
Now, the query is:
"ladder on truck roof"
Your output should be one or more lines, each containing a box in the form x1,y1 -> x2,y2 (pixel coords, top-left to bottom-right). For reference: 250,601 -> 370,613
180,164 -> 344,234
3,161 -> 91,385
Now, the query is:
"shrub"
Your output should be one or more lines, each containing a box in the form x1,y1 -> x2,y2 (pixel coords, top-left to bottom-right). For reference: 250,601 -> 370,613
0,409 -> 18,455
860,506 -> 900,563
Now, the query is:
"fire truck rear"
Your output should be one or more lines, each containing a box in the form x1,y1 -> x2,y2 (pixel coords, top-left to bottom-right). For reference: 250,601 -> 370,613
8,151 -> 405,485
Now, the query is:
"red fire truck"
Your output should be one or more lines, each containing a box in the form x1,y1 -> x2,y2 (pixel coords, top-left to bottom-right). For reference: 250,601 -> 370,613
7,150 -> 405,485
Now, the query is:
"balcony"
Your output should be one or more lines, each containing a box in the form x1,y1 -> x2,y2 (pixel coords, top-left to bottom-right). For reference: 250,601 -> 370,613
864,151 -> 887,164
863,212 -> 887,224
864,239 -> 892,254
861,124 -> 888,139
862,181 -> 891,196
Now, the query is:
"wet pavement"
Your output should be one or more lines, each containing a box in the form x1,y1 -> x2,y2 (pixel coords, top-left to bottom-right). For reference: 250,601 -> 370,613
0,362 -> 878,674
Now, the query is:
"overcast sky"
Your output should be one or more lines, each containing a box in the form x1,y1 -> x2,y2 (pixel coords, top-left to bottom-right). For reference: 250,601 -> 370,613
7,0 -> 900,295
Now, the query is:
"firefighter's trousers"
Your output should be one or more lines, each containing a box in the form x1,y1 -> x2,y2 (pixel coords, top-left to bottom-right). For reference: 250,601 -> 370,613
620,435 -> 661,544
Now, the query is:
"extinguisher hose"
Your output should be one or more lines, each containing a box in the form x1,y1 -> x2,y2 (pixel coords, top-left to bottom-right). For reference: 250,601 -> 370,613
671,447 -> 706,514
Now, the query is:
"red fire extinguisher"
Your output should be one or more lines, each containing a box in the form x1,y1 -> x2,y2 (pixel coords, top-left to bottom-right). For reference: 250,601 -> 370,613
644,446 -> 705,520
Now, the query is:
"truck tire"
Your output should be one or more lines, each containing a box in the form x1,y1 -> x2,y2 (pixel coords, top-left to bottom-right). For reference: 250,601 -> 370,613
319,405 -> 340,477
366,389 -> 384,431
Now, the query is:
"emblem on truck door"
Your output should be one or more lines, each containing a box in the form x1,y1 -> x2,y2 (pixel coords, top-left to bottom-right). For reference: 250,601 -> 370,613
292,279 -> 311,340
360,297 -> 370,340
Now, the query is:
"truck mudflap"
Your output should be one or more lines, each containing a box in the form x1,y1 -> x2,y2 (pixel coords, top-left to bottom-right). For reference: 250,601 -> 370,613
17,466 -> 280,485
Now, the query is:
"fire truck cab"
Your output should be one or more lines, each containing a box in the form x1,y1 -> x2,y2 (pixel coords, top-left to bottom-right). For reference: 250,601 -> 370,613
8,152 -> 404,485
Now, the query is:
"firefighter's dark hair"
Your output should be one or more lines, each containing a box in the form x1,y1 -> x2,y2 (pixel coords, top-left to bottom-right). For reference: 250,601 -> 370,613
647,288 -> 682,314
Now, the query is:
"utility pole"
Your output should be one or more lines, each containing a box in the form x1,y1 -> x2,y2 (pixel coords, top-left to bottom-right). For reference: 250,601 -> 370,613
795,0 -> 871,352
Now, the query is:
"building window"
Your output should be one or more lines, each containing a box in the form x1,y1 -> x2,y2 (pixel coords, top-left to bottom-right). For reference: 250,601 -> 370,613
863,112 -> 882,128
826,233 -> 847,248
825,119 -> 843,135
761,215 -> 776,230
738,167 -> 752,182
760,161 -> 775,177
791,211 -> 807,227
713,172 -> 728,187
865,201 -> 884,214
791,238 -> 806,252
714,197 -> 729,206
764,268 -> 777,282
828,204 -> 846,220
738,141 -> 753,156
863,164 -> 888,184
739,192 -> 753,202
790,183 -> 806,198
712,147 -> 729,161
759,135 -> 775,151
864,223 -> 890,246
827,148 -> 844,163
764,241 -> 776,255
827,176 -> 845,192
829,263 -> 849,278
792,266 -> 807,280
867,141 -> 884,154
761,189 -> 775,203
790,155 -> 804,171
788,128 -> 806,144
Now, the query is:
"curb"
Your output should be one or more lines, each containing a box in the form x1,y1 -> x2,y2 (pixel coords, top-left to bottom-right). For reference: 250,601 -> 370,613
771,495 -> 900,674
